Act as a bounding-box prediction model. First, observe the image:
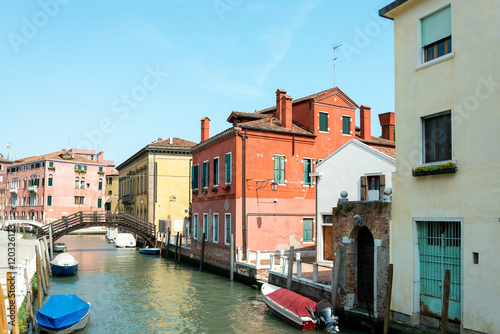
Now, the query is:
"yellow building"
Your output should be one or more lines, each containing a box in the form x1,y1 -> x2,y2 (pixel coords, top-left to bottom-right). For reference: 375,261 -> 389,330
104,172 -> 119,211
381,1 -> 500,332
116,137 -> 196,234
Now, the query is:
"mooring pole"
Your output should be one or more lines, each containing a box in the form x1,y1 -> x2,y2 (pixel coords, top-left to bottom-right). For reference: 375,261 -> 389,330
331,250 -> 341,312
441,269 -> 451,334
178,234 -> 182,262
384,264 -> 394,334
49,224 -> 54,261
166,228 -> 171,258
200,233 -> 206,271
286,246 -> 295,290
36,253 -> 43,309
174,232 -> 179,261
230,234 -> 234,281
159,233 -> 164,257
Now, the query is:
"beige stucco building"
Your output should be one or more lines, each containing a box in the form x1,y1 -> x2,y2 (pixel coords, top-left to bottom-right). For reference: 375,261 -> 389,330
116,137 -> 196,234
381,0 -> 500,332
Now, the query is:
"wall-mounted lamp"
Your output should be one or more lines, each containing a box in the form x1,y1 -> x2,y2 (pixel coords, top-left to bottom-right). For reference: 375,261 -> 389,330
271,182 -> 279,192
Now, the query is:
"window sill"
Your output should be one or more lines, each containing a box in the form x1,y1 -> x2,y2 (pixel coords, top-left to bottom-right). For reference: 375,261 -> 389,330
416,52 -> 454,71
412,160 -> 456,177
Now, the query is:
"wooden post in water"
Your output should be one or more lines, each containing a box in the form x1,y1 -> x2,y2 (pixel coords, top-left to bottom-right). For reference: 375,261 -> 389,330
200,233 -> 206,271
37,245 -> 48,295
159,233 -> 164,257
441,269 -> 451,334
286,246 -> 295,290
49,225 -> 54,261
174,232 -> 179,261
384,264 -> 394,334
42,238 -> 52,276
36,253 -> 43,309
178,234 -> 182,262
331,251 -> 341,312
230,234 -> 234,281
39,243 -> 50,289
0,279 -> 8,334
165,228 -> 171,258
154,232 -> 158,248
6,273 -> 19,334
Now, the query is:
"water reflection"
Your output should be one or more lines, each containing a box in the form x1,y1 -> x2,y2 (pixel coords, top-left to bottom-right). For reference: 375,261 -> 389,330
32,235 -> 364,334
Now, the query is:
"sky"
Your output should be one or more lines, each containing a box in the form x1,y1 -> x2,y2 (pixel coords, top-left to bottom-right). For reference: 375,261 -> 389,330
0,0 -> 395,166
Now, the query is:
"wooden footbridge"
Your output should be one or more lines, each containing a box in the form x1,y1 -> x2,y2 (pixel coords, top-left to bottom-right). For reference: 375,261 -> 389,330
37,211 -> 157,246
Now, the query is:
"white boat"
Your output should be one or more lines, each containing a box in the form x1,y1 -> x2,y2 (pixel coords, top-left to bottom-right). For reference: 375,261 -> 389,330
53,242 -> 67,252
115,233 -> 136,248
51,253 -> 79,276
106,228 -> 118,243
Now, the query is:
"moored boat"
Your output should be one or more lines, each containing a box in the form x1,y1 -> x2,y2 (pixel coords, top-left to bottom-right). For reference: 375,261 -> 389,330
36,294 -> 90,334
51,253 -> 79,276
261,283 -> 339,333
53,242 -> 67,252
115,233 -> 136,248
139,247 -> 160,255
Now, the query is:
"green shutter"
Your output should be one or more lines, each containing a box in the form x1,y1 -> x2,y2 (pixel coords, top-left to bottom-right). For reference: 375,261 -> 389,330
421,6 -> 451,46
303,159 -> 311,185
98,181 -> 103,190
47,196 -> 52,206
303,219 -> 313,242
225,215 -> 231,244
319,113 -> 328,131
343,116 -> 350,134
48,178 -> 53,187
225,153 -> 231,183
97,198 -> 102,208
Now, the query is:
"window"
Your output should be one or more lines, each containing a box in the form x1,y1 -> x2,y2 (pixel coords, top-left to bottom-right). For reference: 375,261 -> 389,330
99,167 -> 103,172
203,214 -> 208,240
323,215 -> 332,225
303,158 -> 313,186
192,165 -> 199,189
423,112 -> 452,163
98,179 -> 103,190
224,153 -> 231,184
213,214 -> 219,243
74,196 -> 84,205
35,163 -> 40,169
421,5 -> 452,63
342,116 -> 351,135
319,112 -> 328,132
303,218 -> 313,242
194,214 -> 199,240
48,162 -> 54,168
48,175 -> 53,187
274,155 -> 285,184
30,164 -> 34,170
47,195 -> 52,206
75,177 -> 79,189
225,214 -> 231,245
201,161 -> 209,188
97,198 -> 102,208
80,178 -> 86,189
213,157 -> 219,186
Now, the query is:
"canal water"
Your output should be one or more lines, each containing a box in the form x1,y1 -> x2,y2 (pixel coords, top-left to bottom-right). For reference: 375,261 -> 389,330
32,235 -> 366,334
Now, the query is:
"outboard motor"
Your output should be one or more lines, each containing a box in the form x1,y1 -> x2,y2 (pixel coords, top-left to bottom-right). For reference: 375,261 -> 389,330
314,300 -> 339,333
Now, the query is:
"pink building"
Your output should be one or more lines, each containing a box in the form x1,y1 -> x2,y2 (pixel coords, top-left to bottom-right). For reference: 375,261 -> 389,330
5,149 -> 115,223
0,155 -> 14,220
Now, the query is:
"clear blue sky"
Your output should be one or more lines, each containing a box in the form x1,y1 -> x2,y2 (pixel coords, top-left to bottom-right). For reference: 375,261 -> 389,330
0,0 -> 394,166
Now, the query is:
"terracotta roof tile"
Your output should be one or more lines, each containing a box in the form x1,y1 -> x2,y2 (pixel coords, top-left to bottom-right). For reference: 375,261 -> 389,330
148,137 -> 197,148
14,150 -> 98,164
355,134 -> 396,147
238,117 -> 314,136
373,146 -> 396,158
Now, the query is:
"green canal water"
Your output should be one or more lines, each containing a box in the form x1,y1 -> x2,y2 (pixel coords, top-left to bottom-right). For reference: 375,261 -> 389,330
32,235 -> 366,334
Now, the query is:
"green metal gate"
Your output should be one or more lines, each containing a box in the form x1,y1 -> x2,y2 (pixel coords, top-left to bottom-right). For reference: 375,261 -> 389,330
418,221 -> 461,322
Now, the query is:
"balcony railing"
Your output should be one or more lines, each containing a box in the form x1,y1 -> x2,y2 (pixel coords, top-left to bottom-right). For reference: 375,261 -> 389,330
122,195 -> 135,205
28,185 -> 38,193
9,188 -> 18,195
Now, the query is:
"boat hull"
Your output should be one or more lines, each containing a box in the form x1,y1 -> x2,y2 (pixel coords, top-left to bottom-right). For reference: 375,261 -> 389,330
261,283 -> 317,330
53,243 -> 67,252
38,310 -> 89,334
139,248 -> 160,255
52,264 -> 78,276
36,294 -> 90,334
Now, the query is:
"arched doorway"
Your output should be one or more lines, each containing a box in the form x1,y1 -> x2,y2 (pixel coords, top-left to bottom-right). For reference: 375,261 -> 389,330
357,226 -> 374,310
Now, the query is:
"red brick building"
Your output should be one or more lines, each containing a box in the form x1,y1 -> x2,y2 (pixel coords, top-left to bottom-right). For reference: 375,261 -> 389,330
191,87 -> 363,256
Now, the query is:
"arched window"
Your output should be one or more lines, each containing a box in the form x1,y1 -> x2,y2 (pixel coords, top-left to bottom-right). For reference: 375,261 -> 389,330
47,193 -> 53,206
80,177 -> 86,189
98,178 -> 103,191
75,177 -> 79,189
48,174 -> 53,187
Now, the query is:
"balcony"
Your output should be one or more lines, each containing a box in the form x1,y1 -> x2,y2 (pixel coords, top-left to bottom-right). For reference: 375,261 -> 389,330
9,188 -> 18,195
122,195 -> 135,205
28,185 -> 38,193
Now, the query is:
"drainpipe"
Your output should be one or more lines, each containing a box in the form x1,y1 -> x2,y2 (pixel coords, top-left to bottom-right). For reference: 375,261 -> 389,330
237,129 -> 248,253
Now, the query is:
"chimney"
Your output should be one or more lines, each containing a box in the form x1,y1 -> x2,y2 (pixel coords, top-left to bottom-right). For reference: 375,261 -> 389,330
201,117 -> 210,142
379,112 -> 395,141
360,105 -> 371,140
275,89 -> 287,121
169,137 -> 173,145
97,151 -> 104,162
282,94 -> 293,130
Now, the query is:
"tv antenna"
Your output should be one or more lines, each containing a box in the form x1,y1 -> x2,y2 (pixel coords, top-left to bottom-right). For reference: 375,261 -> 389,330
332,44 -> 342,87
6,142 -> 13,161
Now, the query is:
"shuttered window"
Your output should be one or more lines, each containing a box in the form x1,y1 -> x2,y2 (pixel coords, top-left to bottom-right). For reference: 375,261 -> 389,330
303,158 -> 313,185
421,6 -> 452,62
47,195 -> 52,206
213,157 -> 219,186
342,116 -> 351,134
192,165 -> 199,189
319,112 -> 328,132
97,198 -> 102,208
225,153 -> 231,184
274,155 -> 285,184
202,161 -> 209,188
303,218 -> 313,242
213,214 -> 219,243
194,214 -> 199,240
225,214 -> 231,245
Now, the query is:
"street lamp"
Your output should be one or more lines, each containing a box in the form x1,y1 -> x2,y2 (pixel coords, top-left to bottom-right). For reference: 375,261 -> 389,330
271,182 -> 278,192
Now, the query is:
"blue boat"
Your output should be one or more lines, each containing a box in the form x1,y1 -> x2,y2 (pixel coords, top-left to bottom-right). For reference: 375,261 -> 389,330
36,294 -> 91,334
139,247 -> 160,255
50,253 -> 79,276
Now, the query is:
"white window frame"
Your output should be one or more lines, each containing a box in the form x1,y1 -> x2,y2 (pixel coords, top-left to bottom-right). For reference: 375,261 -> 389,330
419,110 -> 453,165
203,213 -> 208,241
341,115 -> 352,135
194,214 -> 199,240
318,111 -> 329,132
225,213 -> 231,245
224,152 -> 232,185
213,213 -> 219,243
213,156 -> 219,187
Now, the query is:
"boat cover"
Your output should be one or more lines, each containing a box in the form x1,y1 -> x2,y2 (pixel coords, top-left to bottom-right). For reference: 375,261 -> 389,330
36,294 -> 90,331
267,288 -> 317,317
51,253 -> 78,266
